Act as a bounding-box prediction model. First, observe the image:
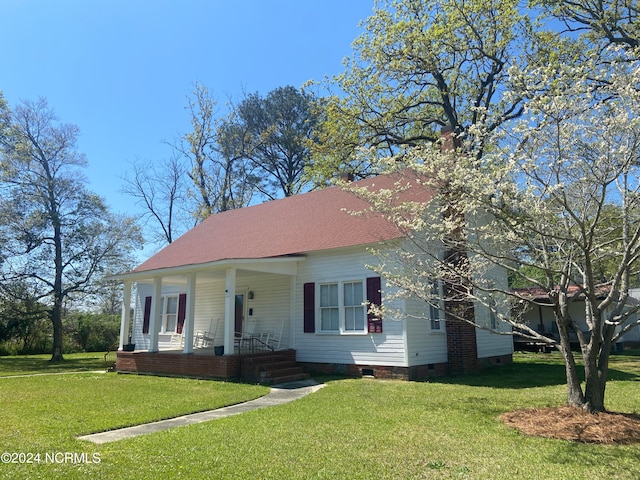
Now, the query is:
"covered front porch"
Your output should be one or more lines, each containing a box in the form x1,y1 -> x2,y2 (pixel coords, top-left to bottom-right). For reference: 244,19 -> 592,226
115,257 -> 304,376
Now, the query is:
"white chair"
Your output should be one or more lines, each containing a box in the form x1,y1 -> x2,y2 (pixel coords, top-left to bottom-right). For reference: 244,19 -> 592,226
258,329 -> 271,344
236,321 -> 256,349
196,318 -> 218,348
267,319 -> 284,350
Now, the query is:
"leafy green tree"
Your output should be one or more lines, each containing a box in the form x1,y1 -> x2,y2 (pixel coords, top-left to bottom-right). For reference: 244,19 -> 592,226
540,0 -> 639,49
326,0 -> 640,413
70,312 -> 119,352
309,0 -> 539,185
234,85 -> 320,198
0,281 -> 50,354
0,97 -> 142,361
213,113 -> 261,210
351,45 -> 640,412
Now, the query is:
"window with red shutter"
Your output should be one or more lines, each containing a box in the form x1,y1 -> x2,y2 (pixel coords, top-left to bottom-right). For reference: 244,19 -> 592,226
142,296 -> 152,334
176,293 -> 187,334
367,276 -> 383,333
303,282 -> 315,333
305,278 -> 382,334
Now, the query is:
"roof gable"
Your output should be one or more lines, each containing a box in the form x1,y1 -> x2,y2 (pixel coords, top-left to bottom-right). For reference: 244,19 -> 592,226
133,172 -> 433,273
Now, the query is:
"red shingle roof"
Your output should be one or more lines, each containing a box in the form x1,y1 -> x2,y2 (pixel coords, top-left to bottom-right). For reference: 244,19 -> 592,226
133,173 -> 433,273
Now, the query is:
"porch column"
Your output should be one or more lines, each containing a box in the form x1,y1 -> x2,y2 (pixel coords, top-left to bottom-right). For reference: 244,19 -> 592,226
289,276 -> 296,349
223,268 -> 236,355
118,280 -> 132,350
183,273 -> 196,354
148,276 -> 162,352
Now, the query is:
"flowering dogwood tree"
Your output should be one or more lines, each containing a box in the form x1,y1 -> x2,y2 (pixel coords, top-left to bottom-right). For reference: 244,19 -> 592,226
352,47 -> 640,412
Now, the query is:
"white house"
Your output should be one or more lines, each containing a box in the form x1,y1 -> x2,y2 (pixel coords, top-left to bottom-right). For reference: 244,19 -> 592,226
513,286 -> 640,351
115,172 -> 513,383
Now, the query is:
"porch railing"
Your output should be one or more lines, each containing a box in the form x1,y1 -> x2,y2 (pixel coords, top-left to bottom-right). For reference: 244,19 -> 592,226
236,335 -> 274,355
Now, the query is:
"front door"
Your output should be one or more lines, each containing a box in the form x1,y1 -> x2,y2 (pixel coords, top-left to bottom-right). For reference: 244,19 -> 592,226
234,294 -> 244,335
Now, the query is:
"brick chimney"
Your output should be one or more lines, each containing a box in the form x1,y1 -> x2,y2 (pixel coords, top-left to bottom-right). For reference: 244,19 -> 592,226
440,124 -> 461,152
440,124 -> 479,374
339,172 -> 355,183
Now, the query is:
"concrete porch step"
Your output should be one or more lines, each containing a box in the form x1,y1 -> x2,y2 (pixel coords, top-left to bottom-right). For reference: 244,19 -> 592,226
269,372 -> 310,386
261,365 -> 305,379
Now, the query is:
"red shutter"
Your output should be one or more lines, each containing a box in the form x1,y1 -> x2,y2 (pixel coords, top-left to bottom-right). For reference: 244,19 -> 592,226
303,282 -> 315,333
142,296 -> 152,334
177,293 -> 187,334
367,277 -> 383,333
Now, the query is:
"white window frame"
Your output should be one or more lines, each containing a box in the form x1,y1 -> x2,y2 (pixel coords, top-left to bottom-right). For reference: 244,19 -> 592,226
158,295 -> 179,334
429,279 -> 443,332
317,279 -> 367,335
488,296 -> 498,331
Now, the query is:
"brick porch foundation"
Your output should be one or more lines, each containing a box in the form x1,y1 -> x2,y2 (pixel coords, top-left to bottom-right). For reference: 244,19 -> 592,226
116,351 -> 241,379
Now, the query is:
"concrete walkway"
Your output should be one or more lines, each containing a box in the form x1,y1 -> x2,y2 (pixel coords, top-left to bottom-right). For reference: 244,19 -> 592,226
78,379 -> 325,444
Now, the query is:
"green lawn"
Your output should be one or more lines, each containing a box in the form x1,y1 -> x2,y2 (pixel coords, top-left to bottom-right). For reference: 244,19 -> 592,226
0,351 -> 638,479
0,352 -> 111,376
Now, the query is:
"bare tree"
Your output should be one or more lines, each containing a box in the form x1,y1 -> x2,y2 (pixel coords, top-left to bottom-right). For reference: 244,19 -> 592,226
121,154 -> 191,245
0,98 -> 142,361
170,83 -> 257,221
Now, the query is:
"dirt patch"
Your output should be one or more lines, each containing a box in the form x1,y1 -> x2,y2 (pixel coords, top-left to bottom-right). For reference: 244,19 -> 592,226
499,406 -> 640,444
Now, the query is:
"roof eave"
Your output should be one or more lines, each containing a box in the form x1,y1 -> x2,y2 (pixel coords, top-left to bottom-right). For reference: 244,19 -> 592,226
110,255 -> 306,282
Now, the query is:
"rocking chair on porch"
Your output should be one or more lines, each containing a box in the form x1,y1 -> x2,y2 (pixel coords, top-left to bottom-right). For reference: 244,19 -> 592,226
266,319 -> 284,350
195,318 -> 218,348
235,321 -> 256,349
170,333 -> 184,347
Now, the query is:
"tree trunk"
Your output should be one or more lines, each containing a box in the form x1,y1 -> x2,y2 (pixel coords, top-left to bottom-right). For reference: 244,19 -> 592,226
582,339 -> 611,413
583,362 -> 606,412
49,300 -> 64,362
558,336 -> 586,407
50,211 -> 65,362
554,307 -> 586,408
556,320 -> 610,413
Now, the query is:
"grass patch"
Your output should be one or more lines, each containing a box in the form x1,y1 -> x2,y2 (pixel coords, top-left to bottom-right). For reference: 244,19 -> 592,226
0,352 -> 639,479
0,352 -> 110,376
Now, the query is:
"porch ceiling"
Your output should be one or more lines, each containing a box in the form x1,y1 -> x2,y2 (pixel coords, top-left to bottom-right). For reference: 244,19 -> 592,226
114,255 -> 304,285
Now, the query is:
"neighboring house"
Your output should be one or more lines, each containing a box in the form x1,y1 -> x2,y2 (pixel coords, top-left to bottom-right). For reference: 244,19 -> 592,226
512,286 -> 640,350
115,172 -> 513,382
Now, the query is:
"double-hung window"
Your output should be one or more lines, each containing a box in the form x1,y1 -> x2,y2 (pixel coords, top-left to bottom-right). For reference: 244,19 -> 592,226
429,279 -> 442,331
489,297 -> 498,330
320,283 -> 339,331
160,296 -> 179,333
343,281 -> 365,332
142,293 -> 186,335
319,280 -> 366,334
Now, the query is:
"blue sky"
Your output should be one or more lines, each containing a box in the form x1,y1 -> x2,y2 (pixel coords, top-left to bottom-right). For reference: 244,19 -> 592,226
1,0 -> 373,215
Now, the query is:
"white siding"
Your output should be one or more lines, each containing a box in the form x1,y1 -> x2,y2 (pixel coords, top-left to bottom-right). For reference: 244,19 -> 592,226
236,273 -> 292,347
475,264 -> 513,358
131,272 -> 294,351
129,244 -> 513,364
294,247 -> 409,367
404,296 -> 448,366
475,327 -> 514,358
131,283 -> 184,350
